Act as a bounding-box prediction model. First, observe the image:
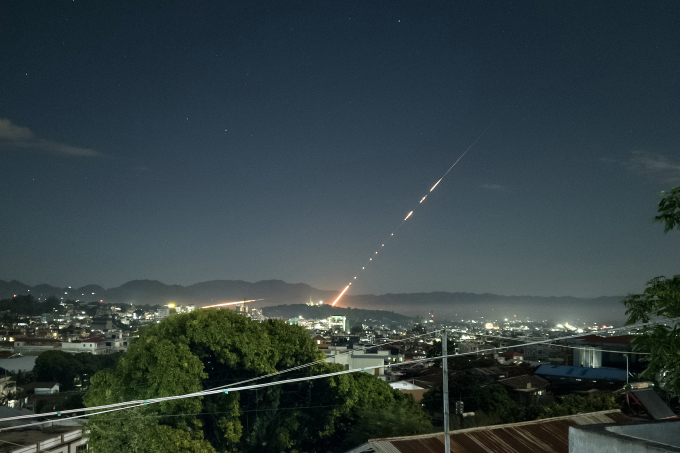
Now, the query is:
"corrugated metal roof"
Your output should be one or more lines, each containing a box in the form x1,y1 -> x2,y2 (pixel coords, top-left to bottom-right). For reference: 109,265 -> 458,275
363,410 -> 630,453
535,365 -> 627,381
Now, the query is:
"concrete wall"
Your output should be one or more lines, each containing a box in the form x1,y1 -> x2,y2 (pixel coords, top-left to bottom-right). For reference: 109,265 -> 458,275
607,424 -> 680,448
569,421 -> 680,453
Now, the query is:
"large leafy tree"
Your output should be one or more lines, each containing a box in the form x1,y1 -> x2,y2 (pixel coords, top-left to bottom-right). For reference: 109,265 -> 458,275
422,372 -> 516,423
84,309 -> 430,453
623,185 -> 680,396
33,350 -> 123,391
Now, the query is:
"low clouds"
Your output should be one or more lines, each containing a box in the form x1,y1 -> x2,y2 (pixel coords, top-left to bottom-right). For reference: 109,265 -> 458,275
606,152 -> 680,184
0,118 -> 34,141
0,118 -> 101,157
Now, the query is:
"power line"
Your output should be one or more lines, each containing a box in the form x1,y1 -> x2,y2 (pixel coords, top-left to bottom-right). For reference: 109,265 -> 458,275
0,322 -> 649,431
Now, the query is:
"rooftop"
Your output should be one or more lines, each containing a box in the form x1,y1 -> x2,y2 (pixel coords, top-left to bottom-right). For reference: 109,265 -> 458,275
348,410 -> 631,453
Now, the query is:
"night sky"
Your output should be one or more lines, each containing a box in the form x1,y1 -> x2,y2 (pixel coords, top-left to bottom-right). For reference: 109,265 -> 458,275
1,1 -> 679,299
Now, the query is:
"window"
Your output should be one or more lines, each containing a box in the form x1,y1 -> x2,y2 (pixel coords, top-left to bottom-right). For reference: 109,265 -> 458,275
76,445 -> 88,452
106,342 -> 111,346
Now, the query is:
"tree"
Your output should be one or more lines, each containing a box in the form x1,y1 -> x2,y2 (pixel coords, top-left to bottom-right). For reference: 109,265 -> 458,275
426,338 -> 457,368
34,350 -> 81,390
85,309 -> 430,453
654,185 -> 680,233
422,372 -> 517,423
623,185 -> 680,396
34,350 -> 123,391
536,393 -> 620,419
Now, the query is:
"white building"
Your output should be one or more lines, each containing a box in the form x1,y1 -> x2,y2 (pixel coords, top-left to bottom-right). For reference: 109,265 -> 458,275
328,315 -> 347,332
324,346 -> 389,376
61,338 -> 106,354
102,330 -> 130,353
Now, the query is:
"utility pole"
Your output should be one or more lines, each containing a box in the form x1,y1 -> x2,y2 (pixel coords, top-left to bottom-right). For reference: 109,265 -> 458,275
442,329 -> 450,452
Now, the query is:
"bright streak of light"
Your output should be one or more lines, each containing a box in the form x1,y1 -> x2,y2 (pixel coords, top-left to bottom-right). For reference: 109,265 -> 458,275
201,299 -> 263,309
420,195 -> 427,203
404,211 -> 413,220
430,178 -> 442,192
331,285 -> 350,306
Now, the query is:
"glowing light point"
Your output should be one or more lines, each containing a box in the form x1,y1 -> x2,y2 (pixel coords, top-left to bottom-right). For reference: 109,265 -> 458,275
375,251 -> 378,254
391,233 -> 394,236
404,211 -> 413,220
381,244 -> 384,246
430,178 -> 442,192
420,195 -> 427,203
369,258 -> 372,261
354,276 -> 357,279
362,267 -> 365,269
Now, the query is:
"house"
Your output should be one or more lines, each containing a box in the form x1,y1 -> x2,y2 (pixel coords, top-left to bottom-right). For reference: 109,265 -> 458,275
310,335 -> 330,349
20,382 -> 59,394
0,426 -> 87,453
61,337 -> 106,354
345,409 -> 631,453
497,374 -> 552,406
567,334 -> 644,373
102,329 -> 130,353
389,380 -> 427,402
377,344 -> 405,364
535,364 -> 627,392
12,338 -> 61,354
324,346 -> 389,376
497,351 -> 524,364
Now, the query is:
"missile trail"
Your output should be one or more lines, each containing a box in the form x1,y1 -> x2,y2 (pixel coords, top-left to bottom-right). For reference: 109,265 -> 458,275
331,285 -> 350,306
331,125 -> 492,306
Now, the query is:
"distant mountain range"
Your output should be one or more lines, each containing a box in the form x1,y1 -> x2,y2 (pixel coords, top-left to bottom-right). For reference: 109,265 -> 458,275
0,279 -> 628,324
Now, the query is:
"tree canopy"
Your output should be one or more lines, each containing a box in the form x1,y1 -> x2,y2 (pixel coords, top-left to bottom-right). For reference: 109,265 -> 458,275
654,185 -> 680,233
84,309 -> 430,453
623,185 -> 680,397
34,350 -> 122,391
0,295 -> 61,318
